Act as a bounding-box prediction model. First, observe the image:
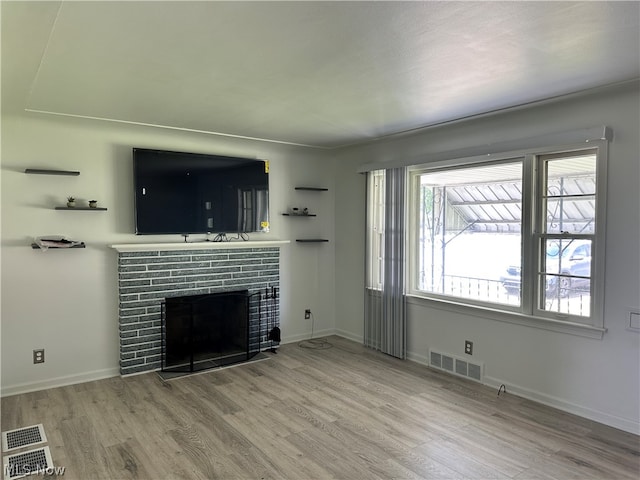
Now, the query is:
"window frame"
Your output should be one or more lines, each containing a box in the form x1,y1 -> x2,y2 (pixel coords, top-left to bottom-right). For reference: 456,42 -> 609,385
406,140 -> 608,335
408,156 -> 526,313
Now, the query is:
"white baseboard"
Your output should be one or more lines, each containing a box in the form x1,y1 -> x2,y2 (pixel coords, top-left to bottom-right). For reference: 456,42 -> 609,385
407,350 -> 429,366
6,338 -> 635,436
281,328 -> 336,345
483,375 -> 640,436
1,328 -> 344,396
334,329 -> 363,344
1,367 -> 120,397
406,346 -> 639,435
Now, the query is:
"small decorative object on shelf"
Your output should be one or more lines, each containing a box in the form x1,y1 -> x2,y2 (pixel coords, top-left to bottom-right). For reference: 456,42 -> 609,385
89,200 -> 98,208
283,206 -> 315,216
55,206 -> 108,211
66,196 -> 76,208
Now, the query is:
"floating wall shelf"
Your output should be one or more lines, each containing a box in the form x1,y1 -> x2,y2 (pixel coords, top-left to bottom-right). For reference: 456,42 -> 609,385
295,187 -> 328,191
282,213 -> 317,217
296,239 -> 329,243
31,243 -> 86,249
55,207 -> 108,211
25,168 -> 80,176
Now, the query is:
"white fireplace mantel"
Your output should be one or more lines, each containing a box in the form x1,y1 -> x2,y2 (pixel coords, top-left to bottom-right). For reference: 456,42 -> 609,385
110,240 -> 290,253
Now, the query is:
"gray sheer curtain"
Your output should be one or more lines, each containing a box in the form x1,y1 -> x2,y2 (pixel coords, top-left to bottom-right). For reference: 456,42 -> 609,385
365,167 -> 407,359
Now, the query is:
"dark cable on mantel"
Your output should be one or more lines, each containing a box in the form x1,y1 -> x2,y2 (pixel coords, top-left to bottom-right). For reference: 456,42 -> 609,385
180,232 -> 251,243
209,233 -> 250,242
212,233 -> 229,242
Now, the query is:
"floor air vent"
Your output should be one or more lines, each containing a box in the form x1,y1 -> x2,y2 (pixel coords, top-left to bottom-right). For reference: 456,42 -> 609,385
2,425 -> 47,452
3,446 -> 53,479
429,349 -> 483,383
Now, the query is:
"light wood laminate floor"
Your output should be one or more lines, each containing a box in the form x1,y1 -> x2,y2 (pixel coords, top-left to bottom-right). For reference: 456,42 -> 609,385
2,336 -> 638,479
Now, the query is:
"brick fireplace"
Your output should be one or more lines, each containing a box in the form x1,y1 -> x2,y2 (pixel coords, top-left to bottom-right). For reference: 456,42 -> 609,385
111,241 -> 287,375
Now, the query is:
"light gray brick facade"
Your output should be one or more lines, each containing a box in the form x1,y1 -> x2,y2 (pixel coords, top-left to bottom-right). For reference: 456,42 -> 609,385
117,247 -> 280,375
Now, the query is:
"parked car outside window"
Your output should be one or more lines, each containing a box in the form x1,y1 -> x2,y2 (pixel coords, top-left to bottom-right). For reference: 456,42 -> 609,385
500,239 -> 591,297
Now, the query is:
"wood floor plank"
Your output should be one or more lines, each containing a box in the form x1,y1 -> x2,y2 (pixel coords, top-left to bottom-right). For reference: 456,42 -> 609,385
222,411 -> 331,480
168,422 -> 244,479
177,374 -> 244,415
58,415 -> 111,479
285,426 -> 386,480
1,335 -> 638,480
104,439 -> 155,480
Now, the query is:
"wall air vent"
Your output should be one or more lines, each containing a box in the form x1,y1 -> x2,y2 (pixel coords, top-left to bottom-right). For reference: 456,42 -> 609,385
442,354 -> 454,372
430,351 -> 442,368
429,349 -> 484,383
455,358 -> 468,376
468,362 -> 482,381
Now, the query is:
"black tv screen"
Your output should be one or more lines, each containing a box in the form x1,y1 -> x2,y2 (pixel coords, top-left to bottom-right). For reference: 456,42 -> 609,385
133,148 -> 269,235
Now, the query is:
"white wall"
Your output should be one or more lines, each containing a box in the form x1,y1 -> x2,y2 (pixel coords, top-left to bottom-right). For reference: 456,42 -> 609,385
1,113 -> 336,394
333,81 -> 640,434
333,154 -> 367,342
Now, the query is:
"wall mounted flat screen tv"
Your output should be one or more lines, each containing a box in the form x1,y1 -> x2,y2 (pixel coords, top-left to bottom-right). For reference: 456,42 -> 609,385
133,148 -> 269,235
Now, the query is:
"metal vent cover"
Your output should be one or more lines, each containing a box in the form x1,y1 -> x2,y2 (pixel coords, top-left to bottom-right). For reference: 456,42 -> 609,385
2,425 -> 47,452
442,355 -> 454,372
455,359 -> 468,376
3,446 -> 53,479
430,351 -> 442,368
468,362 -> 482,381
429,349 -> 484,383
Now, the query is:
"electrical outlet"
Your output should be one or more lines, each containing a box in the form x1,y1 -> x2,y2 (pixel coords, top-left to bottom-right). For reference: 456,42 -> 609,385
304,309 -> 311,319
33,349 -> 45,364
464,341 -> 473,355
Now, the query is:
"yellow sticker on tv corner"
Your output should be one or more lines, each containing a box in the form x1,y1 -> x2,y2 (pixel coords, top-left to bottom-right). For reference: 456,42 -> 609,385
264,160 -> 269,173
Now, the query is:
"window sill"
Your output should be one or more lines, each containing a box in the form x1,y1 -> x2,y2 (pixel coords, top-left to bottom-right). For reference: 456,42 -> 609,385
405,293 -> 606,340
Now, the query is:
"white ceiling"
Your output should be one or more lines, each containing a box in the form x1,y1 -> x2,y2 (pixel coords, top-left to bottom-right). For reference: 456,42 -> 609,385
3,1 -> 639,149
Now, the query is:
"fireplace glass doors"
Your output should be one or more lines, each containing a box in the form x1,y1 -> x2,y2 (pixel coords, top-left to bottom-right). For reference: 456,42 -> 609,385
162,290 -> 254,373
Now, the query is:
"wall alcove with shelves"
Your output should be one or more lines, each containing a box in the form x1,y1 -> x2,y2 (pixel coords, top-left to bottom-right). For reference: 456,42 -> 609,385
284,186 -> 329,243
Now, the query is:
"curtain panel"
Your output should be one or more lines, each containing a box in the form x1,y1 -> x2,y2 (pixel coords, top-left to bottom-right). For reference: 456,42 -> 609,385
364,167 -> 407,359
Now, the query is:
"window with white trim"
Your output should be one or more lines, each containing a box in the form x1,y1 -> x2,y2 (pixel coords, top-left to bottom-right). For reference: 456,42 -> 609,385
406,142 -> 606,328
